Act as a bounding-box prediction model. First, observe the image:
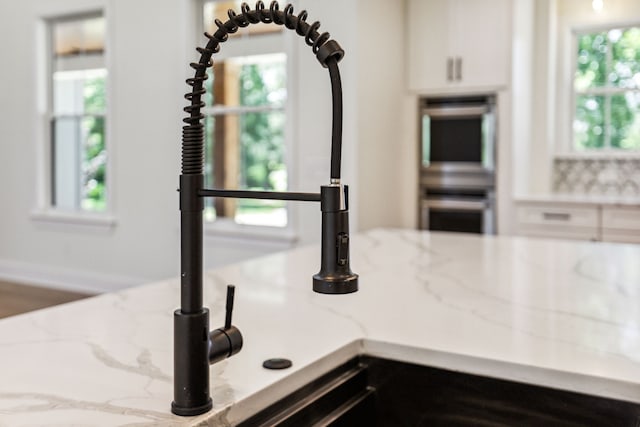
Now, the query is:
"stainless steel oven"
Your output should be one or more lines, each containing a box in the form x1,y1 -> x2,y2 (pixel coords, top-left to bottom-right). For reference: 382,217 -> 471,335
420,95 -> 496,173
420,189 -> 495,234
418,95 -> 497,234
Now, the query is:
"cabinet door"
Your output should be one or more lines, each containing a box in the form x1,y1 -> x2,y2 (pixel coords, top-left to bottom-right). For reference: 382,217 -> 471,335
601,205 -> 640,243
452,0 -> 511,89
407,0 -> 453,91
407,0 -> 511,92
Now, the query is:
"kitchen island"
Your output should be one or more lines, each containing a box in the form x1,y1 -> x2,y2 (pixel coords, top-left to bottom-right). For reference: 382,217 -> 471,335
0,228 -> 639,425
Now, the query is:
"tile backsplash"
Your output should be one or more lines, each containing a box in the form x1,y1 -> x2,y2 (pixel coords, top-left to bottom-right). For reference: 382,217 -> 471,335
553,156 -> 640,197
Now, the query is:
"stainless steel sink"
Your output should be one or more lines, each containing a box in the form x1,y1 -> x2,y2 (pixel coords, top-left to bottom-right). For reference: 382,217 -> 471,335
238,355 -> 640,426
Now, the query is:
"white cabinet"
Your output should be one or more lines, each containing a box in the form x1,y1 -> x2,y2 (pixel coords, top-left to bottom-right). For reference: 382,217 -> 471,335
515,202 -> 600,241
515,202 -> 640,244
602,206 -> 640,244
407,0 -> 511,92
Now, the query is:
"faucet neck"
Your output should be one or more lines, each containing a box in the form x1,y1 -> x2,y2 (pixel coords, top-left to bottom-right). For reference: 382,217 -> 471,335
327,57 -> 343,181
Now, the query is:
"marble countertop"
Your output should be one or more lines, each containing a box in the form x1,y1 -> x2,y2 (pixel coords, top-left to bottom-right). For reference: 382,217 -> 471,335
1,228 -> 639,425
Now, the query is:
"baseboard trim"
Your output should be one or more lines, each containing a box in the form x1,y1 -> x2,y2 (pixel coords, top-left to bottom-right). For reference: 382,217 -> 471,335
0,258 -> 146,294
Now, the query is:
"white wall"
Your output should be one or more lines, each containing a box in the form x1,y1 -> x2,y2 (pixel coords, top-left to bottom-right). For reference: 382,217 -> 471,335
511,0 -> 535,197
0,0 -> 407,293
354,0 -> 408,231
0,0 -> 187,292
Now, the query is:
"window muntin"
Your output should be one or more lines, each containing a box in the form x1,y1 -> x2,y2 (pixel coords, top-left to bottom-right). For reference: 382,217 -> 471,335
573,26 -> 640,150
201,0 -> 288,228
49,14 -> 107,212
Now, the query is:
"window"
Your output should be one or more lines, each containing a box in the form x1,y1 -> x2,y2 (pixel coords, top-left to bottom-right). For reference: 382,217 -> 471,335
201,1 -> 288,228
49,13 -> 107,212
573,26 -> 640,150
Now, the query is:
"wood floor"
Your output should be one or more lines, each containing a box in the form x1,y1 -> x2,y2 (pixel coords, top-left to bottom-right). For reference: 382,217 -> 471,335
0,280 -> 93,319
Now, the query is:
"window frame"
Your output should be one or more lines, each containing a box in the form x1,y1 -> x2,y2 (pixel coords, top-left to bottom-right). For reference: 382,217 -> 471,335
571,22 -> 640,152
196,0 -> 298,241
32,8 -> 115,229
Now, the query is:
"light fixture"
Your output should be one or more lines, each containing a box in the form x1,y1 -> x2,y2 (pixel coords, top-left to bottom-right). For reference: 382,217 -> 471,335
592,0 -> 603,12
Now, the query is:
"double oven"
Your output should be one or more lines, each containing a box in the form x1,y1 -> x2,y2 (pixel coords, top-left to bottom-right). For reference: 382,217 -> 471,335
419,95 -> 496,234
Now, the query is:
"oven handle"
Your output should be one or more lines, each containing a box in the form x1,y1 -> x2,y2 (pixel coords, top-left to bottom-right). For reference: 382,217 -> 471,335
422,105 -> 489,118
422,198 -> 488,211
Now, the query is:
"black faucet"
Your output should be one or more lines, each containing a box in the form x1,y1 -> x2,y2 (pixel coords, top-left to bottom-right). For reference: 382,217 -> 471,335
171,1 -> 358,416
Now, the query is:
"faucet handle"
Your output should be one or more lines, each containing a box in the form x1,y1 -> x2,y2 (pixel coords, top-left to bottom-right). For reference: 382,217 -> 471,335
209,284 -> 243,365
224,284 -> 235,329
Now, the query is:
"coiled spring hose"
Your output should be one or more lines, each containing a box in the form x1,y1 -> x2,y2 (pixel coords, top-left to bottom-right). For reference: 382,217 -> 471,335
182,1 -> 345,180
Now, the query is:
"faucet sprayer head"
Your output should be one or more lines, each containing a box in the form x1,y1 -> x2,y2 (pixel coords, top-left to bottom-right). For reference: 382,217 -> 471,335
313,184 -> 358,294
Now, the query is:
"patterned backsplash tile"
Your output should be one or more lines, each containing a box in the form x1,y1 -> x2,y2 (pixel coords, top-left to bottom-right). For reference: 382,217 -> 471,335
553,156 -> 640,197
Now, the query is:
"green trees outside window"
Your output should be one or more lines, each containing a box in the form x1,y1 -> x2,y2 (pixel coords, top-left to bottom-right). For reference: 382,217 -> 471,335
82,76 -> 107,211
203,54 -> 287,227
574,27 -> 640,150
238,62 -> 286,193
51,70 -> 107,212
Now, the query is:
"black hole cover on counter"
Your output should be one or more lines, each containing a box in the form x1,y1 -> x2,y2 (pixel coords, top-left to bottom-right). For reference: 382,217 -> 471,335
263,358 -> 293,370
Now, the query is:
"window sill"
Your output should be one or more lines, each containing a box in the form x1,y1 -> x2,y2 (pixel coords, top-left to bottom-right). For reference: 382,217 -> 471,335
30,209 -> 116,231
204,219 -> 298,246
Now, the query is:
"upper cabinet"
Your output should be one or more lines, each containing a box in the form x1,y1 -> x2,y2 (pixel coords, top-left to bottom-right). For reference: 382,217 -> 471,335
407,0 -> 512,92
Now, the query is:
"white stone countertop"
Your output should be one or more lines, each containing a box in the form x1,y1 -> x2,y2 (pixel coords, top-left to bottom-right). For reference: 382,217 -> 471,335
1,228 -> 639,425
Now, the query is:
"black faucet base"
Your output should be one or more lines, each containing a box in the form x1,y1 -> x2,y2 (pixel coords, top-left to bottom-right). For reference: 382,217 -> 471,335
172,308 -> 212,416
171,399 -> 213,417
313,275 -> 358,294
